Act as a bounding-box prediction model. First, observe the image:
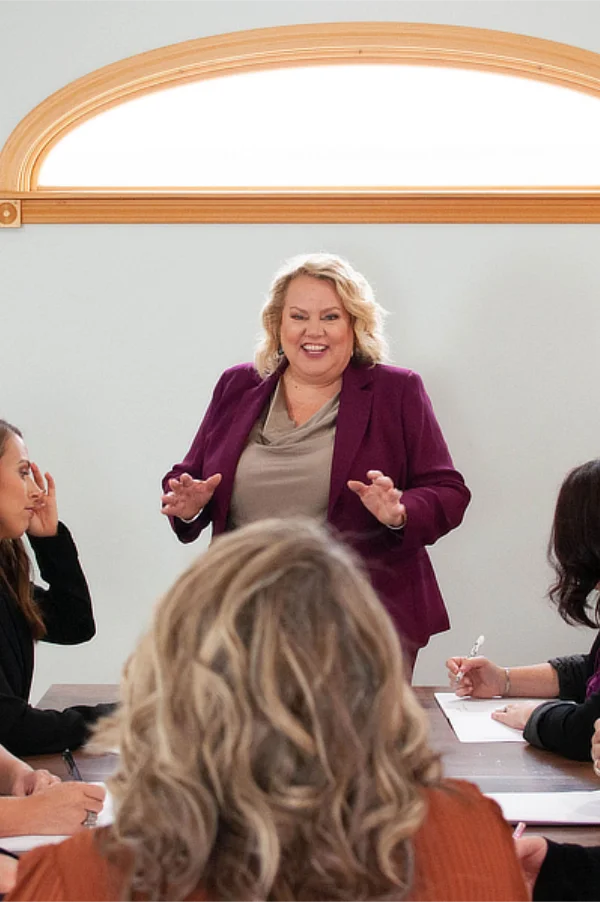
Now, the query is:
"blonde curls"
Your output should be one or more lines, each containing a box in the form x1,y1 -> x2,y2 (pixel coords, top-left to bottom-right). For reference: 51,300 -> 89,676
255,253 -> 389,377
94,519 -> 440,900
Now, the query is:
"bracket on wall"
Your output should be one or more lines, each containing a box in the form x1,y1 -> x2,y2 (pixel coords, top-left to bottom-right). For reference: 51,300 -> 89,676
0,200 -> 21,228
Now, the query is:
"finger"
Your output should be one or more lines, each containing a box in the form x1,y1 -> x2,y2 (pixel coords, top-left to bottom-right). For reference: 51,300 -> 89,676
455,685 -> 473,697
44,472 -> 56,498
445,657 -> 464,674
168,478 -> 182,491
366,470 -> 384,482
456,657 -> 484,674
30,462 -> 46,492
83,784 -> 107,805
347,480 -> 368,496
373,475 -> 395,490
179,473 -> 194,487
205,473 -> 222,489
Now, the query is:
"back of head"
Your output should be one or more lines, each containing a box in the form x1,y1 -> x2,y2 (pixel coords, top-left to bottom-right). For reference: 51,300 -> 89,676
98,518 -> 439,901
549,458 -> 600,626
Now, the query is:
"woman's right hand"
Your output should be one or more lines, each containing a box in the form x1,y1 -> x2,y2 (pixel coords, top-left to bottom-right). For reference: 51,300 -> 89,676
160,472 -> 222,521
24,781 -> 105,835
446,656 -> 506,698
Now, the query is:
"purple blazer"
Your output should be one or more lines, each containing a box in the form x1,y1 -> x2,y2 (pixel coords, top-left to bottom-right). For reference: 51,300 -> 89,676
163,361 -> 471,646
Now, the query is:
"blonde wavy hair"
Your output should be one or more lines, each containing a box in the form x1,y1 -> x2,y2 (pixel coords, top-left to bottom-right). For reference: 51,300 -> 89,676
255,253 -> 389,377
94,518 -> 440,901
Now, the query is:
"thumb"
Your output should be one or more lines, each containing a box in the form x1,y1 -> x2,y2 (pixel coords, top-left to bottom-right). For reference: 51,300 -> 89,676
347,480 -> 367,496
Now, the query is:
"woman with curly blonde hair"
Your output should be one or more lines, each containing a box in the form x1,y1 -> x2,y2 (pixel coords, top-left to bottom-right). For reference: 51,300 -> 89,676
10,519 -> 525,901
162,253 -> 471,673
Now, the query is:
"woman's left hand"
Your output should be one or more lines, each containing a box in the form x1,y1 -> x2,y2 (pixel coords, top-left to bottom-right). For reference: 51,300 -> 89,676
26,464 -> 58,537
347,470 -> 407,528
491,701 -> 541,731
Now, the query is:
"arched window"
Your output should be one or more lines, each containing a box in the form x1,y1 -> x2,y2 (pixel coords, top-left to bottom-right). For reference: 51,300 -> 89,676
2,22 -> 600,225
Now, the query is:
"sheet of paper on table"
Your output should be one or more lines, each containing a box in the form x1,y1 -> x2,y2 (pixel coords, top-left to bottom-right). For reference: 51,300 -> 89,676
488,790 -> 600,824
434,692 -> 552,743
0,785 -> 114,854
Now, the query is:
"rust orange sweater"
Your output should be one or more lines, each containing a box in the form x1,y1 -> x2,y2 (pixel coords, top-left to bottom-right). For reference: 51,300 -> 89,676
6,779 -> 527,901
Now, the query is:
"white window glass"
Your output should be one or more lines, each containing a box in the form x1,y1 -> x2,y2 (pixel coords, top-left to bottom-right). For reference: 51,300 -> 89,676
38,64 -> 600,187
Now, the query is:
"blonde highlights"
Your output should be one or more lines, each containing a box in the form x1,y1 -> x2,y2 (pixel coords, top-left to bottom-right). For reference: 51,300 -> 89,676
255,253 -> 389,377
95,519 -> 439,900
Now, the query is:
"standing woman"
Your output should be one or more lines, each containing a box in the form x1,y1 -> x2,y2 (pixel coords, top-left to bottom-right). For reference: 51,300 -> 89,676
0,419 -> 112,756
162,254 -> 471,671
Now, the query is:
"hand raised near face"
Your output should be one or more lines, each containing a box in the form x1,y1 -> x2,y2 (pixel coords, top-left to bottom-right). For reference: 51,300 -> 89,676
26,464 -> 59,537
347,470 -> 406,528
160,472 -> 222,522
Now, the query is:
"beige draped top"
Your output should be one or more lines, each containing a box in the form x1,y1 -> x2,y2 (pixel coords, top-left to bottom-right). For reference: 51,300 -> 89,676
228,380 -> 340,528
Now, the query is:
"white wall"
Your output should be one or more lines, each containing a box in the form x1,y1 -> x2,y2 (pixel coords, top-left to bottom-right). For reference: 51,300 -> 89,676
1,1 -> 599,697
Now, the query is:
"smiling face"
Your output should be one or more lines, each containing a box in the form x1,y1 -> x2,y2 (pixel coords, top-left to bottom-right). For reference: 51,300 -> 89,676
279,274 -> 354,387
0,434 -> 40,539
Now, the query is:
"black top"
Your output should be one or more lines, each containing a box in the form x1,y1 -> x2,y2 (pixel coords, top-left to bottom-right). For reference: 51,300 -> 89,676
523,633 -> 600,761
534,840 -> 600,901
0,523 -> 112,756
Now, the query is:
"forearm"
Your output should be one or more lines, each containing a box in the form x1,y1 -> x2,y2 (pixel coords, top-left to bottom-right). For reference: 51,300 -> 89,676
0,796 -> 42,837
505,663 -> 560,698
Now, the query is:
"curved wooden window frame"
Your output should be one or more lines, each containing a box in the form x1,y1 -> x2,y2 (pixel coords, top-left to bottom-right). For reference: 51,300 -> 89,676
2,21 -> 600,226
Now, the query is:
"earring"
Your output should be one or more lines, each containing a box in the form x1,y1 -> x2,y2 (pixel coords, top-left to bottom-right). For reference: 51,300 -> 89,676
277,345 -> 284,357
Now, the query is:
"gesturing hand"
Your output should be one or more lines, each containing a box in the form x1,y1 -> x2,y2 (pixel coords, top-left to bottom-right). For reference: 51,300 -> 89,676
26,464 -> 59,537
347,470 -> 406,528
161,472 -> 222,521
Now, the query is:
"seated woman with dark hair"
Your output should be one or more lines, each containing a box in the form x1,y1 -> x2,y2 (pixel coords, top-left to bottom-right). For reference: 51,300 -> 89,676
9,519 -> 525,901
447,459 -> 600,761
0,419 -> 113,756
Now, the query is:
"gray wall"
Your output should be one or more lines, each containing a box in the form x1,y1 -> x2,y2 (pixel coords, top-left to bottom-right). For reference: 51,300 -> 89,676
2,1 -> 599,698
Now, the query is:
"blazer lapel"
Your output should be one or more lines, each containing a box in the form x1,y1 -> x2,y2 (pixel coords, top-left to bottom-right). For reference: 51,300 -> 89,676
328,363 -> 373,516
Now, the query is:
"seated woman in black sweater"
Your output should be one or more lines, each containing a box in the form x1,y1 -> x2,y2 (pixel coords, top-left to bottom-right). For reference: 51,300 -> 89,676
0,418 -> 113,756
446,458 -> 600,761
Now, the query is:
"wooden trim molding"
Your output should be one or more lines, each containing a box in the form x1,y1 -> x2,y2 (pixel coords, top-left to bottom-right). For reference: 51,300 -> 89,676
1,22 -> 600,223
2,190 -> 599,224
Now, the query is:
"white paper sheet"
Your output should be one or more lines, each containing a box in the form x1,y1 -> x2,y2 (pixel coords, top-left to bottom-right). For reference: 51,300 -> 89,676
0,785 -> 114,853
434,692 -> 552,743
487,790 -> 600,824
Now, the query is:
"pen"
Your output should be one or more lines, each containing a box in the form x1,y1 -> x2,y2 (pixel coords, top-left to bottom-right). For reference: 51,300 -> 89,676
512,821 -> 527,839
62,748 -> 83,782
455,634 -> 485,684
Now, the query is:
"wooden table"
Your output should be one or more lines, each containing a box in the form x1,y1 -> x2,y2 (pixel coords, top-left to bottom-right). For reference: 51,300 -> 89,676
31,684 -> 600,846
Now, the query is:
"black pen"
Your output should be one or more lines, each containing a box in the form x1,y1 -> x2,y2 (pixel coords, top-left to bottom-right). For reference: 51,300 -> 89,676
62,748 -> 83,782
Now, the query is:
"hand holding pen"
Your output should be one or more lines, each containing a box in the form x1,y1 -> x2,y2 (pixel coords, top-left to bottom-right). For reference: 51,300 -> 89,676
445,638 -> 510,698
62,749 -> 103,828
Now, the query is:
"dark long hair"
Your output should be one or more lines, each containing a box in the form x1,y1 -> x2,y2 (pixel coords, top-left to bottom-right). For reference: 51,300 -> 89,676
548,459 -> 600,628
0,420 -> 46,639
